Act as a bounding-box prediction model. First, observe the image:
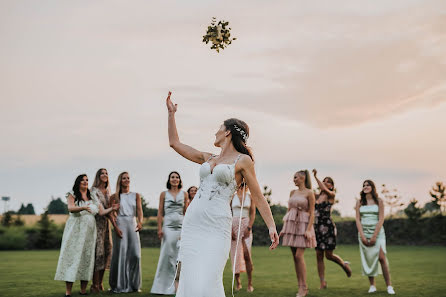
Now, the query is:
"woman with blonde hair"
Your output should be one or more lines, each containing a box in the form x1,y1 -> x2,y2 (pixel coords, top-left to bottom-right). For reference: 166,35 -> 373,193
109,172 -> 143,293
90,168 -> 116,293
230,182 -> 256,292
279,170 -> 316,297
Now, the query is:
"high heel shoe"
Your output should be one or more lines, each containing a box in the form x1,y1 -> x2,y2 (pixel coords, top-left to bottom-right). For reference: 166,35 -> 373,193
343,261 -> 352,277
296,287 -> 309,297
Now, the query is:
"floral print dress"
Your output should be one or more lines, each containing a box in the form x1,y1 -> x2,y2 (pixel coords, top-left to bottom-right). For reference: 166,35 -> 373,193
91,187 -> 112,272
55,192 -> 98,282
314,201 -> 337,250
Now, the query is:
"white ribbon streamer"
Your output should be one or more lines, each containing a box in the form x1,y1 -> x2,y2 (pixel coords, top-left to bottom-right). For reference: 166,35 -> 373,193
231,182 -> 246,297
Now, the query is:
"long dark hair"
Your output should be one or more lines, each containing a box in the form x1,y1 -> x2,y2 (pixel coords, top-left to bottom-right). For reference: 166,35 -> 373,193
223,118 -> 254,161
360,179 -> 379,206
72,174 -> 91,205
187,186 -> 197,196
166,171 -> 183,189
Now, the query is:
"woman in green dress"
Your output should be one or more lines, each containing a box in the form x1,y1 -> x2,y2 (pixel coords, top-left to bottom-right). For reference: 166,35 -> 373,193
355,180 -> 395,295
151,171 -> 188,295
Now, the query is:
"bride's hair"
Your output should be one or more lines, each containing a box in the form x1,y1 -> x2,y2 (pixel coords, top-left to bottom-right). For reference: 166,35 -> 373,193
223,118 -> 254,161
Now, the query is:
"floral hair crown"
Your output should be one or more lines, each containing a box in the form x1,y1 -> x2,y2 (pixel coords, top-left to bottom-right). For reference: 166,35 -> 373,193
233,124 -> 248,142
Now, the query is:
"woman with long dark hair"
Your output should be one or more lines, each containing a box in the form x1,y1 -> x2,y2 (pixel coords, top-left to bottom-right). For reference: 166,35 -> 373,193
166,91 -> 278,297
313,169 -> 351,289
90,168 -> 117,293
355,180 -> 395,295
109,172 -> 143,293
151,171 -> 188,295
55,174 -> 117,297
279,170 -> 316,297
186,186 -> 198,204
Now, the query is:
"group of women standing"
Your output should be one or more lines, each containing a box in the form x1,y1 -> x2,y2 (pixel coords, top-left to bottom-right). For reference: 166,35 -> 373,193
54,167 -> 396,297
55,169 -> 143,297
280,169 -> 395,296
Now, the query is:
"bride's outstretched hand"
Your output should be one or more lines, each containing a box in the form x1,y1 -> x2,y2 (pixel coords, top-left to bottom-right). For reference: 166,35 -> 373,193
269,227 -> 280,250
166,91 -> 177,113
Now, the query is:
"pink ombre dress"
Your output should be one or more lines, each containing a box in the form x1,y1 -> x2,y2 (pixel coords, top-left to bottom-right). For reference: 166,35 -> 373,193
230,193 -> 253,274
281,191 -> 316,248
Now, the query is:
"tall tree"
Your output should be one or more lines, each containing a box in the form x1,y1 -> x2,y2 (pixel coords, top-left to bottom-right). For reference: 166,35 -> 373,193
429,182 -> 445,214
140,195 -> 153,218
381,184 -> 404,216
404,199 -> 426,220
47,197 -> 68,214
1,211 -> 13,227
17,203 -> 35,214
25,203 -> 35,215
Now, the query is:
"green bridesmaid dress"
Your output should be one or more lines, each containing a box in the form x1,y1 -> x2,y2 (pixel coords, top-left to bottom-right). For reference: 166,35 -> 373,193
358,204 -> 388,276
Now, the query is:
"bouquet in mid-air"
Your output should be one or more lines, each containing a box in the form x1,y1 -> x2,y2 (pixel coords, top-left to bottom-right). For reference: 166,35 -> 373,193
202,17 -> 236,53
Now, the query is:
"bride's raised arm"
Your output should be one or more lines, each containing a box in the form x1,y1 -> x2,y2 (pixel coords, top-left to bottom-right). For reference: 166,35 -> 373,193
166,91 -> 211,164
237,155 -> 279,250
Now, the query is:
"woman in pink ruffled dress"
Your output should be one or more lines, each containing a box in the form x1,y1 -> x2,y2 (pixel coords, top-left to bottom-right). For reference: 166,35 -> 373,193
279,170 -> 316,297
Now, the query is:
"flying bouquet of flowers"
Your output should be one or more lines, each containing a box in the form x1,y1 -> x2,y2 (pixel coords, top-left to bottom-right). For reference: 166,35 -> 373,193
202,17 -> 236,53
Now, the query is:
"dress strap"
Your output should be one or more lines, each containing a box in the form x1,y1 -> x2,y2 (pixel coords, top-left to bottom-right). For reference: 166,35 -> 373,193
206,154 -> 217,162
233,154 -> 242,165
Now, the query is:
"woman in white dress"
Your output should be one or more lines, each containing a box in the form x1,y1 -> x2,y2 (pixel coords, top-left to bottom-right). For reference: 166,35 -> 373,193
55,174 -> 118,297
166,91 -> 279,297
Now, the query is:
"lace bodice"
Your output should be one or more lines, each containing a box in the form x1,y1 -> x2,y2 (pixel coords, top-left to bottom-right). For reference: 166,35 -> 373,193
195,155 -> 241,202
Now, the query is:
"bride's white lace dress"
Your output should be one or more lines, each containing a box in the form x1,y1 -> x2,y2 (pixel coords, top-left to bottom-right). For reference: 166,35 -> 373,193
176,155 -> 241,297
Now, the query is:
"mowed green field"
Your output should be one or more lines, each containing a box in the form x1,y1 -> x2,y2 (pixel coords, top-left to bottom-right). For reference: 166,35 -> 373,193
0,245 -> 444,297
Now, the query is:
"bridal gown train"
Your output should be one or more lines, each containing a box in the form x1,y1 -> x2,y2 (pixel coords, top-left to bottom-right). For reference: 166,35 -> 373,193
176,155 -> 242,297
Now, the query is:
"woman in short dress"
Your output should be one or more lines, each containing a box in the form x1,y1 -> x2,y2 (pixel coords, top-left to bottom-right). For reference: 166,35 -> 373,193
279,170 -> 316,297
55,174 -> 117,297
230,182 -> 256,292
355,180 -> 395,295
109,172 -> 143,293
313,169 -> 351,289
151,171 -> 188,295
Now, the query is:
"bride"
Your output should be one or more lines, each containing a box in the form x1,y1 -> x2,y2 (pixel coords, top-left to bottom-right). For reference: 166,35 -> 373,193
166,91 -> 279,297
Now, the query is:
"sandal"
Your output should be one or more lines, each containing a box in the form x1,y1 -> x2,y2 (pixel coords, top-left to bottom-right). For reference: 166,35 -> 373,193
296,286 -> 309,297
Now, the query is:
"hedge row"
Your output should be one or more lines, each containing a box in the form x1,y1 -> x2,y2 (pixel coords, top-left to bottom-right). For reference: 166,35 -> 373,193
1,215 -> 445,250
252,215 -> 446,246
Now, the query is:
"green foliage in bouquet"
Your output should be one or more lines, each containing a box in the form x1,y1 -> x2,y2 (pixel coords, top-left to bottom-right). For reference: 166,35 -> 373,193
202,17 -> 236,53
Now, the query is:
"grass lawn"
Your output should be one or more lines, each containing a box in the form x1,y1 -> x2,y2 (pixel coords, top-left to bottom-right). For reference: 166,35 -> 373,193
0,245 -> 445,297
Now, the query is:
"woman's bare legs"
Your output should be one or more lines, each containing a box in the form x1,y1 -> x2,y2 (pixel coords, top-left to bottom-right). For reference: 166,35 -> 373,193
379,247 -> 392,286
291,247 -> 308,296
316,249 -> 327,289
65,282 -> 73,296
242,240 -> 254,292
98,269 -> 105,291
325,250 -> 352,277
91,271 -> 100,293
80,280 -> 88,294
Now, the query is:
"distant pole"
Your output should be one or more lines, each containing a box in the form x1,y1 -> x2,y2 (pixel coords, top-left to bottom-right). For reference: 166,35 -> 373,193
2,196 -> 10,214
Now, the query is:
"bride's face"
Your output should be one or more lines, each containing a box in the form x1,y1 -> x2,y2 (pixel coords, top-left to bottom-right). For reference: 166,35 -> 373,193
214,124 -> 229,147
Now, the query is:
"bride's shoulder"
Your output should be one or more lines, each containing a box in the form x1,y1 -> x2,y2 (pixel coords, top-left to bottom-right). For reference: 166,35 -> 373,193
236,154 -> 254,167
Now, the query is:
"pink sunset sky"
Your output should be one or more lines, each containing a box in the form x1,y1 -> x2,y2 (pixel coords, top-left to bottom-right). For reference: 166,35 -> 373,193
1,0 -> 445,216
